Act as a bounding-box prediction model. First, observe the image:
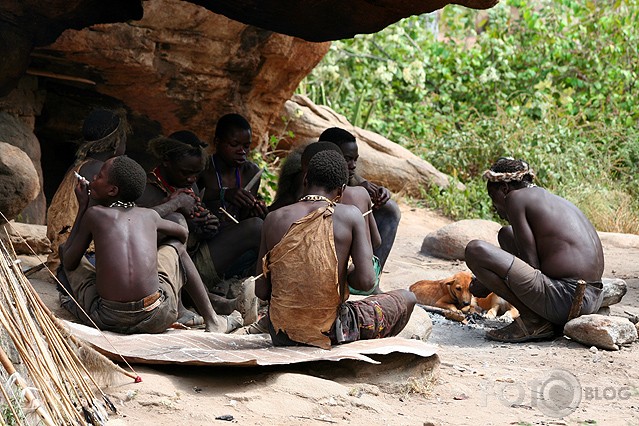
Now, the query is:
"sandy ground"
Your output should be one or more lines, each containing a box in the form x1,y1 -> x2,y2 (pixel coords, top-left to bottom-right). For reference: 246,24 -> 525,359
27,203 -> 639,426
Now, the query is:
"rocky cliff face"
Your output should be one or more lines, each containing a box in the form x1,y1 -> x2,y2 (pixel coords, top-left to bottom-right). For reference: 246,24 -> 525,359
34,0 -> 329,147
3,0 -> 328,222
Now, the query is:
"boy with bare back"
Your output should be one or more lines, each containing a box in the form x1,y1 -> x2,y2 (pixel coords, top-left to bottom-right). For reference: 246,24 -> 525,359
62,155 -> 240,334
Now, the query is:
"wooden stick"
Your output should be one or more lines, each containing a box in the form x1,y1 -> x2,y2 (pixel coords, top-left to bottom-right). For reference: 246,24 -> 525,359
362,209 -> 373,217
0,346 -> 57,426
567,279 -> 587,321
219,207 -> 239,224
26,69 -> 96,86
0,213 -> 140,383
244,168 -> 264,191
418,304 -> 467,323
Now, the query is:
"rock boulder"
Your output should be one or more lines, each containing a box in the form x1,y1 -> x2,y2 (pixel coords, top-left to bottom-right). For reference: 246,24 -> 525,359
0,111 -> 46,224
38,0 -> 329,147
271,94 -> 463,196
420,219 -> 501,260
601,278 -> 627,307
564,314 -> 638,351
0,142 -> 40,221
398,306 -> 433,341
2,222 -> 51,255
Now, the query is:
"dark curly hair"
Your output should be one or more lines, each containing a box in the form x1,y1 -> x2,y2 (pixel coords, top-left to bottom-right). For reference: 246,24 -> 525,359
318,127 -> 356,148
301,141 -> 343,170
214,113 -> 251,140
485,157 -> 535,190
148,133 -> 206,167
108,156 -> 147,202
306,150 -> 348,191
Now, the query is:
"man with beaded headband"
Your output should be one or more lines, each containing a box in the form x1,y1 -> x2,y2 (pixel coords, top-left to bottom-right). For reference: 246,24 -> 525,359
465,157 -> 604,343
60,156 -> 240,334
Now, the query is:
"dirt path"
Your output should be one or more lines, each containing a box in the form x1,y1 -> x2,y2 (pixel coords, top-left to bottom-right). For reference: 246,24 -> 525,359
29,203 -> 639,425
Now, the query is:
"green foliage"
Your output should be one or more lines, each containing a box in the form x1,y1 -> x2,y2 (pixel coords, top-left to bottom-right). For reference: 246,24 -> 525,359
1,394 -> 25,426
299,0 -> 639,232
253,117 -> 297,204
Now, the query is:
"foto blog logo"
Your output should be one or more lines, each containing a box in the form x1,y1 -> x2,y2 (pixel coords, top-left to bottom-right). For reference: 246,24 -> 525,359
481,369 -> 633,418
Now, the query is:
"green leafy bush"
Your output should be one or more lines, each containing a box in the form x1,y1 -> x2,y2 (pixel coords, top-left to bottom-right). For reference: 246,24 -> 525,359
299,0 -> 639,233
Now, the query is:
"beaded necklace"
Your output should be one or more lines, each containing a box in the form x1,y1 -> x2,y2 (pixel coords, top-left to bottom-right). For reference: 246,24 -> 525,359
212,154 -> 241,212
109,200 -> 136,209
298,194 -> 335,205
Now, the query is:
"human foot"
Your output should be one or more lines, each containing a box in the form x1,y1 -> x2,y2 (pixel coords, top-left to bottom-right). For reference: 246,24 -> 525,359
173,310 -> 205,329
486,317 -> 554,343
231,314 -> 269,335
205,311 -> 243,333
235,277 -> 259,325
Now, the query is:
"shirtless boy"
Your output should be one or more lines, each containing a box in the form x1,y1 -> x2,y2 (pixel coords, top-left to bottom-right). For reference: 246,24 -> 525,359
62,156 -> 239,334
465,157 -> 604,343
319,128 -> 401,270
255,150 -> 415,349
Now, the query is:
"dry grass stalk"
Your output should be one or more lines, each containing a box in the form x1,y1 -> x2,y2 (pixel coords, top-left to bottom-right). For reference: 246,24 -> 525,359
0,236 -> 115,425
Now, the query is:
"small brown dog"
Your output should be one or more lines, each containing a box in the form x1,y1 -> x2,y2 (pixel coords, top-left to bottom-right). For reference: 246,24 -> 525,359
473,293 -> 519,320
409,271 -> 473,313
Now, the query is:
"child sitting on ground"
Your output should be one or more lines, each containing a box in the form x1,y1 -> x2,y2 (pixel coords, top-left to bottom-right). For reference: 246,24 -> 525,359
197,113 -> 267,289
61,155 -> 241,334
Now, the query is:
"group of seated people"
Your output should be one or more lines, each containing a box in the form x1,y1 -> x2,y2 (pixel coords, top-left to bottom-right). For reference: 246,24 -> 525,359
48,108 -> 606,347
47,108 -> 415,348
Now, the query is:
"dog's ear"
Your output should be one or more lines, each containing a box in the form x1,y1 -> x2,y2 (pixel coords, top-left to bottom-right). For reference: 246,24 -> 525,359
443,277 -> 455,287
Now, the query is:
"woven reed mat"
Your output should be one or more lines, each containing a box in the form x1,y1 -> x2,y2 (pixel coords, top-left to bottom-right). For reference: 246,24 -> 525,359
64,321 -> 437,366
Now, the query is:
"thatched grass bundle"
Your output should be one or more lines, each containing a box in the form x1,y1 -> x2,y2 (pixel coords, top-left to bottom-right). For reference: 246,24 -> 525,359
0,234 -> 121,425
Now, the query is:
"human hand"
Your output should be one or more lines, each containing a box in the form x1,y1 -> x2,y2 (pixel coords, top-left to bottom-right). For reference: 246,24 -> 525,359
168,189 -> 197,215
74,175 -> 90,210
373,186 -> 391,208
191,207 -> 219,239
360,180 -> 378,199
361,181 -> 390,208
248,199 -> 269,219
225,187 -> 258,209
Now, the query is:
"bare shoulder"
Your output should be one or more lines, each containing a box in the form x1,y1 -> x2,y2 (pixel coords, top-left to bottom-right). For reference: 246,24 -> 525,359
139,206 -> 161,219
264,203 -> 297,225
507,186 -> 545,206
346,185 -> 370,200
334,203 -> 362,221
82,205 -> 114,230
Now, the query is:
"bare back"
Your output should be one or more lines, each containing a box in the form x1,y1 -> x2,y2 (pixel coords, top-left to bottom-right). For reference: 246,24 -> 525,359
85,206 -> 168,301
506,187 -> 604,281
261,201 -> 374,290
